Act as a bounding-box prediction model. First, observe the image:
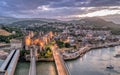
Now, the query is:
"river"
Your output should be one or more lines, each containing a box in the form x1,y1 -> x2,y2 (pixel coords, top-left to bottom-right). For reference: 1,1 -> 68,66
14,46 -> 120,75
14,62 -> 30,75
14,62 -> 57,75
36,62 -> 57,75
0,59 -> 4,67
66,46 -> 120,75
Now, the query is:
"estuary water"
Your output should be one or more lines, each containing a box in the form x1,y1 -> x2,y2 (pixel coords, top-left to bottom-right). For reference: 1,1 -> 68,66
0,59 -> 4,67
14,62 -> 57,75
14,46 -> 120,75
66,46 -> 120,75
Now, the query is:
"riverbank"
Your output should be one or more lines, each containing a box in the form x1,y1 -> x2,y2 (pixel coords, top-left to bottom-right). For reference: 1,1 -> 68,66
63,42 -> 120,61
19,42 -> 120,62
19,57 -> 54,62
37,57 -> 54,62
65,44 -> 120,75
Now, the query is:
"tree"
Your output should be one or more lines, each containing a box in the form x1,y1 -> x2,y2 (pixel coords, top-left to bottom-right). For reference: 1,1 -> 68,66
65,43 -> 71,48
56,40 -> 65,48
111,28 -> 120,35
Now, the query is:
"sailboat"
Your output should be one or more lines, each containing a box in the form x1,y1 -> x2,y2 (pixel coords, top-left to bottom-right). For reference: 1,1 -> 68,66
106,48 -> 114,69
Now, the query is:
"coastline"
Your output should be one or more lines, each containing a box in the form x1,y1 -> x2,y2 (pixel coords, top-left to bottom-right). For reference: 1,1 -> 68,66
64,42 -> 120,61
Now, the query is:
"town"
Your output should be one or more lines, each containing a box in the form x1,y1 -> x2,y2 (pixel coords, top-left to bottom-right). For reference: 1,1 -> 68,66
0,0 -> 120,74
0,19 -> 120,75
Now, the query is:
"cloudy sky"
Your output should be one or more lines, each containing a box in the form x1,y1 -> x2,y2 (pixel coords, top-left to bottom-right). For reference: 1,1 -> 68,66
0,0 -> 120,23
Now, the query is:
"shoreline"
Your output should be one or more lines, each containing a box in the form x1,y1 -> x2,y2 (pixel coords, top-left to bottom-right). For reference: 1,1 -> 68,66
19,42 -> 120,62
20,57 -> 55,62
37,57 -> 54,62
64,42 -> 120,61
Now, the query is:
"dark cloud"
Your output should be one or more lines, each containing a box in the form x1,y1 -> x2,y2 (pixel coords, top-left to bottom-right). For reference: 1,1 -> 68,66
0,0 -> 120,23
48,0 -> 120,8
88,0 -> 120,7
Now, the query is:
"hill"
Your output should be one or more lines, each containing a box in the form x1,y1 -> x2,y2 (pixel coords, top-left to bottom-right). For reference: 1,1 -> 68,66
0,16 -> 61,24
1,16 -> 120,32
9,20 -> 47,27
0,29 -> 12,36
67,17 -> 120,29
0,16 -> 19,24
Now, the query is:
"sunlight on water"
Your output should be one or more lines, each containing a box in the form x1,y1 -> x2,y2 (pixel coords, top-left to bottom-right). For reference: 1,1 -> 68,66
66,46 -> 120,75
14,46 -> 120,75
14,62 -> 57,75
36,62 -> 57,75
14,62 -> 30,75
0,59 -> 4,67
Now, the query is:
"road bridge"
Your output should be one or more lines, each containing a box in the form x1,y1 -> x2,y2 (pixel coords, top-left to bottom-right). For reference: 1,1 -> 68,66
0,50 -> 20,75
29,49 -> 36,75
52,46 -> 70,75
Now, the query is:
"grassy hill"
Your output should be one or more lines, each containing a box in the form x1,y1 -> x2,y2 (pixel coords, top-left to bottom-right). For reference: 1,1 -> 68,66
0,29 -> 12,36
9,20 -> 47,27
68,17 -> 120,28
68,17 -> 120,35
1,16 -> 120,35
0,16 -> 61,25
0,26 -> 23,43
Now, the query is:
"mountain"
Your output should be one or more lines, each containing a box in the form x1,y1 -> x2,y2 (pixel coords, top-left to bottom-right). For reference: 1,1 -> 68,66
28,18 -> 61,22
9,20 -> 48,27
0,16 -> 61,24
67,17 -> 120,29
0,16 -> 120,29
0,16 -> 19,24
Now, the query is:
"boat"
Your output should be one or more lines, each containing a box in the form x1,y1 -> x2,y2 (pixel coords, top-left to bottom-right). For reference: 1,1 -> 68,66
106,65 -> 114,69
114,54 -> 120,57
